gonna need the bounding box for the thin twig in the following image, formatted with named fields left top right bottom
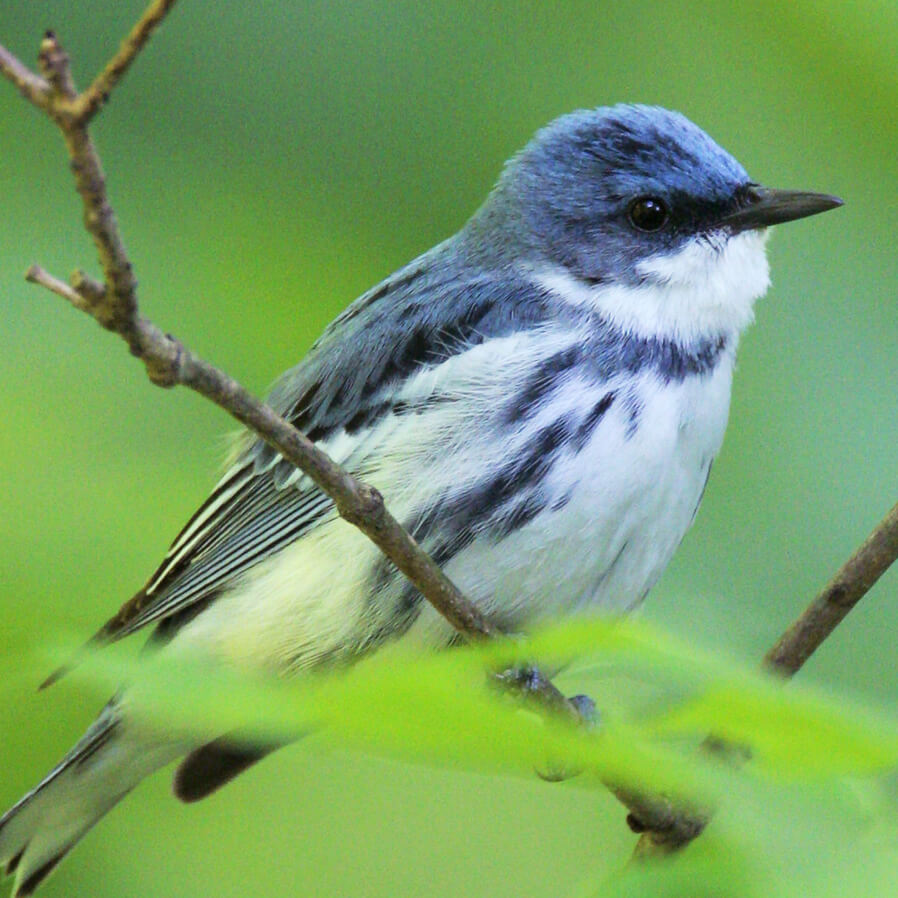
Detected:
left=25, top=265, right=92, bottom=312
left=0, top=43, right=50, bottom=106
left=40, top=33, right=139, bottom=338
left=75, top=0, right=180, bottom=123
left=70, top=269, right=107, bottom=303
left=37, top=31, right=77, bottom=101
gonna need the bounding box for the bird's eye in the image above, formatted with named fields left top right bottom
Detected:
left=628, top=197, right=669, bottom=232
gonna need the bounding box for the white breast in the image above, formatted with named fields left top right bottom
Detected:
left=406, top=353, right=737, bottom=644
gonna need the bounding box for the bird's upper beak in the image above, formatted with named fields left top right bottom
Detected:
left=720, top=186, right=843, bottom=233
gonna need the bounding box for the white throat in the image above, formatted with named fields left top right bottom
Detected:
left=534, top=229, right=771, bottom=344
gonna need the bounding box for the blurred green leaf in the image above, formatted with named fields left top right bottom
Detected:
left=655, top=678, right=898, bottom=776
left=61, top=613, right=898, bottom=898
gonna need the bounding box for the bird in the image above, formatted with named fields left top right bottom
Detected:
left=0, top=104, right=841, bottom=896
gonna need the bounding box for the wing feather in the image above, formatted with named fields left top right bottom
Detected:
left=101, top=473, right=336, bottom=641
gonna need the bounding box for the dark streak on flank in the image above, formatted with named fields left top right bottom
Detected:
left=496, top=493, right=547, bottom=536
left=361, top=420, right=572, bottom=623
left=502, top=347, right=579, bottom=423
left=623, top=390, right=643, bottom=439
left=361, top=385, right=623, bottom=639
left=576, top=391, right=615, bottom=447
left=410, top=417, right=572, bottom=559
left=486, top=418, right=571, bottom=509
left=551, top=492, right=572, bottom=512
left=368, top=388, right=621, bottom=614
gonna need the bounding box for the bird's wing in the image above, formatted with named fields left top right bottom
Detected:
left=93, top=457, right=337, bottom=643
left=41, top=254, right=556, bottom=683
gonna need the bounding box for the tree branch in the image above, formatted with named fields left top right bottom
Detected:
left=629, top=499, right=898, bottom=855
left=37, top=30, right=77, bottom=101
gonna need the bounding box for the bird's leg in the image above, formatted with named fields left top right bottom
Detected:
left=492, top=664, right=600, bottom=782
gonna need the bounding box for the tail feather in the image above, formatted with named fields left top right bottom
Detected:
left=0, top=708, right=183, bottom=897
left=173, top=738, right=278, bottom=803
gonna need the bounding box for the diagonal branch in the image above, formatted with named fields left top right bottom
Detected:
left=765, top=500, right=898, bottom=676
left=74, top=0, right=180, bottom=123
left=0, top=43, right=49, bottom=105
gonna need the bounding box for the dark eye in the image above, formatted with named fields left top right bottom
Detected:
left=628, top=197, right=669, bottom=232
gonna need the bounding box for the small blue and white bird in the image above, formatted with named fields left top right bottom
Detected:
left=0, top=104, right=841, bottom=895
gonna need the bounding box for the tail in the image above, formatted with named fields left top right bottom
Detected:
left=0, top=704, right=184, bottom=897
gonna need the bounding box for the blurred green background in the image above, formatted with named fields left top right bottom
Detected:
left=1, top=0, right=896, bottom=895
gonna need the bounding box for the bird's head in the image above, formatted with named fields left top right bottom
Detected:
left=471, top=105, right=842, bottom=342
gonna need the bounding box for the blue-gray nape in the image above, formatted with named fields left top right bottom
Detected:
left=464, top=104, right=752, bottom=285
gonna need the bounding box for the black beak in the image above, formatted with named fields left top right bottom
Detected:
left=720, top=186, right=843, bottom=233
